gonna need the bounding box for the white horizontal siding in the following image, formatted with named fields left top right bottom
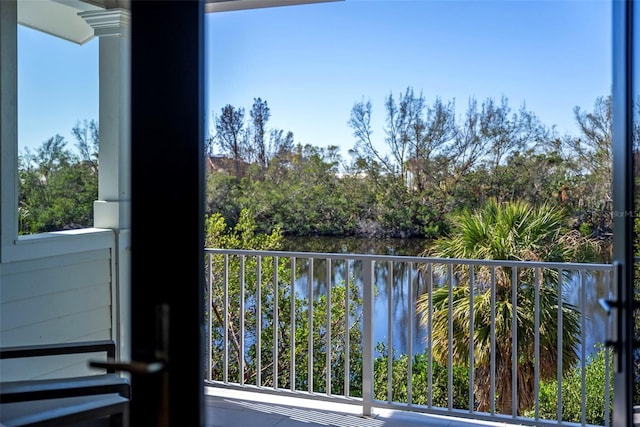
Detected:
left=0, top=306, right=112, bottom=346
left=1, top=351, right=111, bottom=381
left=1, top=249, right=111, bottom=303
left=0, top=248, right=114, bottom=381
left=3, top=228, right=115, bottom=264
left=1, top=283, right=110, bottom=330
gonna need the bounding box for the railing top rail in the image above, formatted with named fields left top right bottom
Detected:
left=204, top=248, right=613, bottom=271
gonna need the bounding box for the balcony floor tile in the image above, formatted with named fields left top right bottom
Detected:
left=205, top=386, right=509, bottom=427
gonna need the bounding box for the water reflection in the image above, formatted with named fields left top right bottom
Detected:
left=289, top=252, right=611, bottom=361
left=281, top=235, right=428, bottom=256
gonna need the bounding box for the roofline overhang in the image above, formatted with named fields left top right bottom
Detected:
left=18, top=0, right=344, bottom=45
left=205, top=0, right=343, bottom=13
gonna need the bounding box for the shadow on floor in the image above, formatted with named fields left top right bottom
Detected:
left=204, top=387, right=510, bottom=427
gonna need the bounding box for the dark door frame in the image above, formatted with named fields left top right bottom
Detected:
left=612, top=1, right=636, bottom=427
left=130, top=1, right=205, bottom=426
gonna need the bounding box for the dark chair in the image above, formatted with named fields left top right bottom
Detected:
left=1, top=393, right=129, bottom=427
left=0, top=340, right=131, bottom=426
left=0, top=340, right=131, bottom=403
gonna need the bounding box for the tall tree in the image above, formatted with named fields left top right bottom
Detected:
left=71, top=119, right=99, bottom=174
left=269, top=129, right=294, bottom=163
left=348, top=98, right=395, bottom=176
left=249, top=97, right=271, bottom=171
left=383, top=89, right=412, bottom=181
left=406, top=96, right=456, bottom=192
left=565, top=95, right=613, bottom=233
left=215, top=104, right=247, bottom=178
left=348, top=90, right=547, bottom=198
left=479, top=96, right=547, bottom=170
left=18, top=134, right=97, bottom=233
left=348, top=88, right=457, bottom=195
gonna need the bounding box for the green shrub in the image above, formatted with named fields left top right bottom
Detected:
left=528, top=345, right=613, bottom=425
left=374, top=344, right=470, bottom=409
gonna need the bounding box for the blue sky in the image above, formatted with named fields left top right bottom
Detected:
left=18, top=0, right=612, bottom=159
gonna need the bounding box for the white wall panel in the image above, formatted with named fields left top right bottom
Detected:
left=1, top=283, right=110, bottom=330
left=1, top=249, right=111, bottom=302
left=0, top=247, right=115, bottom=381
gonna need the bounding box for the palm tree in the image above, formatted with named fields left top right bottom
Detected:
left=416, top=200, right=600, bottom=415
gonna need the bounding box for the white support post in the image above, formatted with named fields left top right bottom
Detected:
left=79, top=8, right=131, bottom=365
left=79, top=9, right=131, bottom=230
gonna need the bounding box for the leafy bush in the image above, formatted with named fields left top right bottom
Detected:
left=528, top=345, right=613, bottom=425
left=374, top=344, right=470, bottom=409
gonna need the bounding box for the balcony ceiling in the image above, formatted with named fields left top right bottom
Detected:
left=17, top=0, right=342, bottom=44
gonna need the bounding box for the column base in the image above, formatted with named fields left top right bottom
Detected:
left=94, top=200, right=130, bottom=229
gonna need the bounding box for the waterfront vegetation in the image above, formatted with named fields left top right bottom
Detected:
left=17, top=91, right=629, bottom=422
left=205, top=91, right=613, bottom=253
left=206, top=210, right=613, bottom=424
left=19, top=92, right=614, bottom=248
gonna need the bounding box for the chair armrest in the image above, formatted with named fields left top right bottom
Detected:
left=1, top=374, right=131, bottom=402
left=0, top=340, right=115, bottom=360
left=0, top=340, right=117, bottom=373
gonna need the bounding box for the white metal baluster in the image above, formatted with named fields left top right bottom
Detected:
left=407, top=262, right=414, bottom=407
left=223, top=254, right=229, bottom=384
left=512, top=266, right=518, bottom=417
left=257, top=256, right=262, bottom=387
left=490, top=265, right=496, bottom=415
left=362, top=259, right=374, bottom=417
left=448, top=263, right=453, bottom=411
left=581, top=270, right=587, bottom=426
left=428, top=263, right=433, bottom=408
left=345, top=259, right=351, bottom=398
left=534, top=268, right=540, bottom=420
left=273, top=256, right=279, bottom=390
left=240, top=255, right=245, bottom=386
left=557, top=268, right=564, bottom=423
left=605, top=344, right=612, bottom=427
left=604, top=270, right=612, bottom=427
left=207, top=253, right=212, bottom=381
left=387, top=260, right=393, bottom=403
left=291, top=257, right=296, bottom=392
left=308, top=258, right=314, bottom=393
left=469, top=265, right=475, bottom=412
left=326, top=258, right=332, bottom=396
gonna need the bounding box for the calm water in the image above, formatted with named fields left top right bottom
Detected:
left=280, top=235, right=429, bottom=256
left=280, top=235, right=610, bottom=360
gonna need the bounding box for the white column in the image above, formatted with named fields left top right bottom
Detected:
left=79, top=9, right=131, bottom=230
left=79, top=9, right=131, bottom=365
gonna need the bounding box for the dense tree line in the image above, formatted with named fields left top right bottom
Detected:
left=18, top=120, right=98, bottom=234
left=207, top=91, right=614, bottom=256
left=18, top=91, right=614, bottom=248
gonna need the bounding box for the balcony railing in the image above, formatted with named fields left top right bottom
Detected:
left=204, top=249, right=614, bottom=427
